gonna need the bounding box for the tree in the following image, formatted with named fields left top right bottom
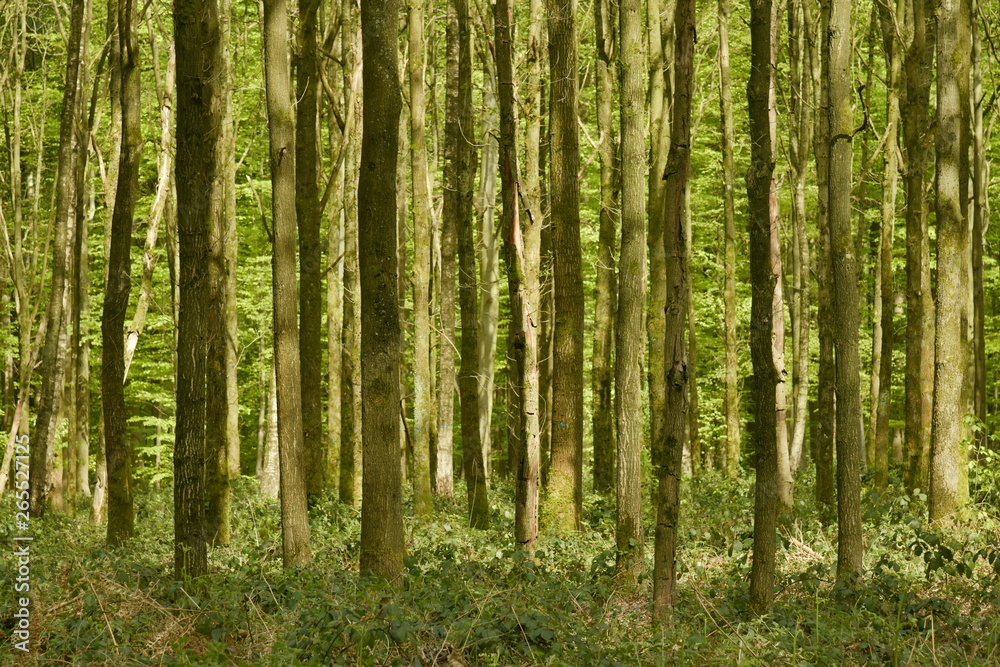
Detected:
left=592, top=0, right=617, bottom=495
left=173, top=0, right=220, bottom=578
left=262, top=0, right=311, bottom=566
left=408, top=0, right=434, bottom=516
left=614, top=0, right=644, bottom=580
left=828, top=0, right=864, bottom=576
left=746, top=0, right=780, bottom=615
left=495, top=0, right=540, bottom=551
left=652, top=0, right=692, bottom=624
left=358, top=0, right=405, bottom=584
left=29, top=0, right=87, bottom=516
left=930, top=0, right=971, bottom=523
left=545, top=0, right=584, bottom=534
left=103, top=0, right=140, bottom=545
left=296, top=0, right=324, bottom=500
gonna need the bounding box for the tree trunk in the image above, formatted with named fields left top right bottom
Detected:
left=652, top=0, right=692, bottom=624
left=438, top=0, right=460, bottom=499
left=409, top=0, right=435, bottom=516
left=296, top=0, right=324, bottom=501
left=495, top=0, right=540, bottom=550
left=455, top=0, right=487, bottom=528
left=544, top=0, right=584, bottom=534
left=614, top=0, right=644, bottom=581
left=592, top=0, right=617, bottom=495
left=970, top=0, right=986, bottom=433
left=718, top=0, right=740, bottom=476
left=260, top=359, right=280, bottom=499
left=746, top=0, right=780, bottom=616
left=173, top=0, right=220, bottom=578
left=29, top=0, right=88, bottom=516
left=930, top=0, right=971, bottom=523
left=358, top=0, right=405, bottom=584
left=829, top=0, right=864, bottom=577
left=340, top=12, right=363, bottom=507
left=787, top=0, right=811, bottom=478
left=104, top=0, right=140, bottom=545
left=263, top=0, right=311, bottom=566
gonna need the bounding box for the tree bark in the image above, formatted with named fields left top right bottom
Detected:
left=495, top=0, right=540, bottom=550
left=358, top=0, right=405, bottom=584
left=652, top=0, right=692, bottom=624
left=828, top=0, right=864, bottom=576
left=614, top=0, right=644, bottom=581
left=930, top=0, right=971, bottom=523
left=263, top=0, right=312, bottom=567
left=746, top=0, right=780, bottom=616
left=409, top=0, right=435, bottom=516
left=173, top=0, right=219, bottom=579
left=296, top=0, right=324, bottom=501
left=592, top=0, right=617, bottom=495
left=544, top=0, right=584, bottom=534
left=970, top=0, right=986, bottom=433
left=104, top=0, right=140, bottom=545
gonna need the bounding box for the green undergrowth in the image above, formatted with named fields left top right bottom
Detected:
left=1, top=467, right=999, bottom=665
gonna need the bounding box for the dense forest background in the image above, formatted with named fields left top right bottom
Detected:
left=2, top=0, right=1000, bottom=662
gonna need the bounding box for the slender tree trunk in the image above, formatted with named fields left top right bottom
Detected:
left=29, top=0, right=88, bottom=516
left=409, top=0, right=435, bottom=516
left=684, top=189, right=701, bottom=473
left=358, top=0, right=405, bottom=584
left=717, top=0, right=740, bottom=476
left=263, top=0, right=311, bottom=566
left=787, top=0, right=811, bottom=477
left=647, top=0, right=675, bottom=495
left=545, top=0, right=584, bottom=534
left=874, top=0, right=902, bottom=491
left=104, top=0, right=140, bottom=545
left=614, top=0, right=644, bottom=580
left=340, top=13, right=363, bottom=507
left=652, top=0, right=692, bottom=624
left=297, top=0, right=324, bottom=500
left=971, top=0, right=986, bottom=433
left=829, top=0, right=864, bottom=576
left=747, top=0, right=780, bottom=616
left=260, top=359, right=280, bottom=499
left=438, top=0, right=460, bottom=499
left=930, top=0, right=971, bottom=523
left=495, top=0, right=540, bottom=550
left=456, top=0, right=487, bottom=528
left=592, top=0, right=617, bottom=495
left=173, top=0, right=220, bottom=579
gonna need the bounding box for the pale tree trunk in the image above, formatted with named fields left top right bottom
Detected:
left=592, top=0, right=617, bottom=495
left=104, top=0, right=140, bottom=545
left=829, top=0, right=864, bottom=577
left=297, top=0, right=324, bottom=501
left=30, top=0, right=88, bottom=516
left=747, top=0, right=780, bottom=616
left=476, top=51, right=500, bottom=485
left=359, top=0, right=405, bottom=584
left=260, top=359, right=280, bottom=499
left=718, top=0, right=741, bottom=476
left=495, top=0, right=540, bottom=550
left=340, top=12, right=363, bottom=507
left=930, top=0, right=971, bottom=524
left=614, top=0, right=644, bottom=581
left=263, top=0, right=311, bottom=566
left=787, top=0, right=811, bottom=477
left=409, top=0, right=435, bottom=516
left=652, top=0, right=691, bottom=624
left=545, top=0, right=584, bottom=534
left=874, top=0, right=902, bottom=491
left=326, top=98, right=345, bottom=500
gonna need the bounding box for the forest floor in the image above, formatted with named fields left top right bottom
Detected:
left=2, top=465, right=1000, bottom=665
